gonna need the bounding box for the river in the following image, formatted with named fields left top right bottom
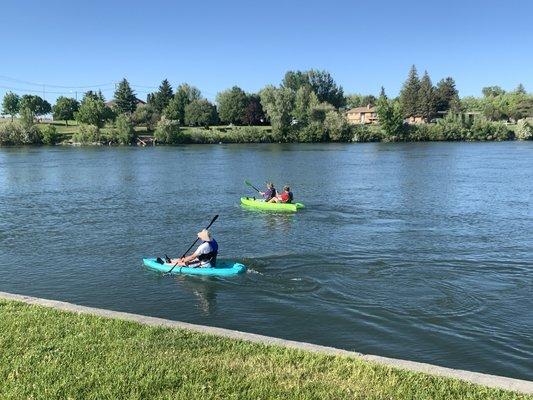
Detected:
left=0, top=142, right=531, bottom=380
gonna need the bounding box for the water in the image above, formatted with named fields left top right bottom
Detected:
left=0, top=142, right=532, bottom=380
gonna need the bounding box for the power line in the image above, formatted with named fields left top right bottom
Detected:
left=0, top=74, right=116, bottom=89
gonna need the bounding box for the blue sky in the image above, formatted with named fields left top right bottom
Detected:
left=1, top=0, right=532, bottom=104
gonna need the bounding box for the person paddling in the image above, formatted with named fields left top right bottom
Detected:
left=169, top=229, right=218, bottom=268
left=259, top=182, right=277, bottom=201
left=268, top=185, right=293, bottom=203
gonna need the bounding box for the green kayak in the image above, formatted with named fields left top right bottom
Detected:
left=240, top=197, right=305, bottom=212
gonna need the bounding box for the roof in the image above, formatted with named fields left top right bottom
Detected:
left=105, top=98, right=146, bottom=107
left=347, top=106, right=376, bottom=113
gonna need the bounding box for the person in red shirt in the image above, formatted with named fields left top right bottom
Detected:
left=268, top=186, right=293, bottom=203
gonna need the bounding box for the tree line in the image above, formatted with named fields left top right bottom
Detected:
left=1, top=67, right=532, bottom=145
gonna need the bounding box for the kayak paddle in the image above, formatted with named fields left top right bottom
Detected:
left=244, top=179, right=261, bottom=194
left=165, top=215, right=219, bottom=275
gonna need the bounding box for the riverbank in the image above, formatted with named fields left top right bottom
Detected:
left=1, top=293, right=531, bottom=399
left=1, top=118, right=532, bottom=146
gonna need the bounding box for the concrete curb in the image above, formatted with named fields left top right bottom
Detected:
left=1, top=291, right=531, bottom=395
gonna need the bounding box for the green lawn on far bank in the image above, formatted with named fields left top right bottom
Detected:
left=0, top=300, right=528, bottom=400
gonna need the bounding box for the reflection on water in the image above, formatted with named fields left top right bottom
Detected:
left=0, top=142, right=532, bottom=380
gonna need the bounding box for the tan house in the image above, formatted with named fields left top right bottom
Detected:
left=346, top=105, right=378, bottom=125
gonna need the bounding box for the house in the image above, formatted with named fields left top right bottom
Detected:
left=346, top=105, right=378, bottom=125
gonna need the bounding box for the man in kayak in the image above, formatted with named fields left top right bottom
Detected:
left=268, top=185, right=293, bottom=203
left=259, top=182, right=277, bottom=201
left=169, top=229, right=218, bottom=268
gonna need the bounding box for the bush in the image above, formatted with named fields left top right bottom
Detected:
left=154, top=119, right=185, bottom=144
left=297, top=122, right=326, bottom=142
left=40, top=124, right=60, bottom=145
left=351, top=125, right=383, bottom=142
left=0, top=121, right=41, bottom=145
left=515, top=119, right=532, bottom=140
left=470, top=118, right=512, bottom=141
left=72, top=124, right=100, bottom=144
left=324, top=111, right=351, bottom=142
left=114, top=114, right=136, bottom=145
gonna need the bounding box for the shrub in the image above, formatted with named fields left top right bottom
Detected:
left=0, top=121, right=41, bottom=145
left=515, top=119, right=533, bottom=140
left=114, top=114, right=136, bottom=145
left=154, top=119, right=184, bottom=144
left=351, top=125, right=383, bottom=142
left=324, top=111, right=351, bottom=142
left=72, top=124, right=100, bottom=144
left=40, top=124, right=60, bottom=145
left=297, top=122, right=326, bottom=142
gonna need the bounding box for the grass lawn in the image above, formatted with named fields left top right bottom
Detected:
left=0, top=300, right=528, bottom=399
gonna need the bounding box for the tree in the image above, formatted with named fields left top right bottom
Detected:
left=514, top=83, right=526, bottom=94
left=377, top=91, right=404, bottom=138
left=259, top=86, right=295, bottom=140
left=114, top=114, right=136, bottom=145
left=418, top=71, right=436, bottom=122
left=184, top=99, right=218, bottom=127
left=75, top=93, right=112, bottom=128
left=132, top=103, right=159, bottom=130
left=435, top=77, right=460, bottom=112
left=324, top=111, right=351, bottom=142
left=399, top=65, right=420, bottom=118
left=307, top=69, right=345, bottom=108
left=53, top=97, right=79, bottom=125
left=216, top=86, right=248, bottom=124
left=345, top=93, right=377, bottom=109
left=149, top=79, right=173, bottom=113
left=164, top=83, right=201, bottom=123
left=282, top=71, right=310, bottom=92
left=293, top=86, right=319, bottom=125
left=113, top=78, right=137, bottom=114
left=482, top=86, right=505, bottom=98
left=19, top=95, right=51, bottom=118
left=243, top=94, right=266, bottom=125
left=2, top=92, right=20, bottom=121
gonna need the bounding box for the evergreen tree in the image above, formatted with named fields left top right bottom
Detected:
left=399, top=65, right=420, bottom=118
left=379, top=86, right=387, bottom=100
left=514, top=83, right=526, bottom=94
left=435, top=77, right=460, bottom=112
left=418, top=71, right=436, bottom=122
left=113, top=79, right=137, bottom=114
left=150, top=79, right=173, bottom=113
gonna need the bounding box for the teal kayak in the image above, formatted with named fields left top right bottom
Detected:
left=143, top=258, right=246, bottom=276
left=241, top=197, right=305, bottom=212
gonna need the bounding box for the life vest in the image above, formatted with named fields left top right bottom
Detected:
left=197, top=240, right=218, bottom=263
left=281, top=191, right=293, bottom=203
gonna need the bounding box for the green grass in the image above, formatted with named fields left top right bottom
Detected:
left=0, top=300, right=528, bottom=399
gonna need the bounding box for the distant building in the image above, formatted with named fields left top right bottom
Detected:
left=346, top=105, right=378, bottom=125
left=405, top=115, right=425, bottom=124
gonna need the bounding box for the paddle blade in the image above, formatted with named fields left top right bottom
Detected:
left=244, top=180, right=252, bottom=186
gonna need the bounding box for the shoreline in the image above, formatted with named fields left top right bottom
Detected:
left=1, top=290, right=531, bottom=395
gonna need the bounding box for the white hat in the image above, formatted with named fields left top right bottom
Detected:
left=197, top=229, right=212, bottom=241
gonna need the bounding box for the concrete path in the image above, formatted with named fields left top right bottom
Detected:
left=1, top=291, right=531, bottom=394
